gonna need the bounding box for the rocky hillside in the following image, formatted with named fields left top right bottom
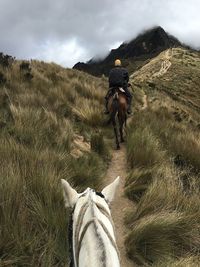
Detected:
left=73, top=26, right=185, bottom=76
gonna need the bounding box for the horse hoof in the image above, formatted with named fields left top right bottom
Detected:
left=116, top=146, right=120, bottom=150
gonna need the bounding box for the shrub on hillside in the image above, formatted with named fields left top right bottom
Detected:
left=0, top=52, right=14, bottom=68
left=0, top=71, right=6, bottom=85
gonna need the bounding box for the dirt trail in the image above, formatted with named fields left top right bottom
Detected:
left=104, top=145, right=135, bottom=267
left=130, top=48, right=173, bottom=82
left=152, top=49, right=173, bottom=78
left=104, top=93, right=148, bottom=266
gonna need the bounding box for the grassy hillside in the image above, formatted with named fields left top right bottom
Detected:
left=125, top=48, right=200, bottom=266
left=1, top=47, right=200, bottom=267
left=0, top=59, right=111, bottom=266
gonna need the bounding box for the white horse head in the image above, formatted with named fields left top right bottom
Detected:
left=61, top=177, right=120, bottom=267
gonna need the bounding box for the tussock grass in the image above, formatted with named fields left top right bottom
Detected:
left=125, top=167, right=154, bottom=202
left=168, top=130, right=200, bottom=172
left=73, top=79, right=105, bottom=103
left=127, top=165, right=199, bottom=222
left=91, top=131, right=110, bottom=160
left=125, top=105, right=200, bottom=265
left=72, top=98, right=104, bottom=127
left=0, top=59, right=110, bottom=265
left=125, top=164, right=200, bottom=265
left=153, top=256, right=200, bottom=267
left=9, top=104, right=73, bottom=151
left=126, top=212, right=199, bottom=265
left=70, top=152, right=106, bottom=190
left=0, top=138, right=71, bottom=265
left=127, top=122, right=166, bottom=169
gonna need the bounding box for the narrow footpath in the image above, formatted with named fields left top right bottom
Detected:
left=104, top=91, right=148, bottom=266
left=104, top=145, right=135, bottom=267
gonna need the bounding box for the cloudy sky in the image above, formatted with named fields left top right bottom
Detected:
left=0, top=0, right=199, bottom=67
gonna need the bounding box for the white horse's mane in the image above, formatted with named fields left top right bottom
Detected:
left=61, top=177, right=120, bottom=267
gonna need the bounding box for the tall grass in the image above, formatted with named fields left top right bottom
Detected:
left=126, top=123, right=166, bottom=169
left=91, top=131, right=110, bottom=160
left=0, top=138, right=70, bottom=266
left=125, top=106, right=200, bottom=266
left=125, top=167, right=155, bottom=202
left=152, top=256, right=200, bottom=267
left=72, top=98, right=105, bottom=127
left=0, top=60, right=110, bottom=266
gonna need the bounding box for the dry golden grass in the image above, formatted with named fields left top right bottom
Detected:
left=153, top=256, right=200, bottom=267
left=1, top=47, right=200, bottom=266
left=0, top=59, right=110, bottom=266
left=125, top=92, right=200, bottom=265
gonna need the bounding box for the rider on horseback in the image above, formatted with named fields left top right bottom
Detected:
left=104, top=59, right=132, bottom=114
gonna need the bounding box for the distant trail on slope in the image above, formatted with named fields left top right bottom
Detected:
left=152, top=49, right=173, bottom=78
left=130, top=48, right=173, bottom=82
left=141, top=94, right=148, bottom=110
left=104, top=145, right=135, bottom=267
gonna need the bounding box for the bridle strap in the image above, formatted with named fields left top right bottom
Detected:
left=98, top=219, right=120, bottom=258
left=76, top=219, right=94, bottom=261
left=76, top=218, right=120, bottom=264
left=95, top=203, right=111, bottom=220
left=74, top=202, right=89, bottom=256
left=73, top=203, right=120, bottom=266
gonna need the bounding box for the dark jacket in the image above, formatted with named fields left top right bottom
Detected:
left=109, top=66, right=129, bottom=88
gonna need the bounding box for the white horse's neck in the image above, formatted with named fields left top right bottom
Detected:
left=72, top=189, right=120, bottom=267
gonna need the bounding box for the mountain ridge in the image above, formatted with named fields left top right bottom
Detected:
left=73, top=26, right=191, bottom=76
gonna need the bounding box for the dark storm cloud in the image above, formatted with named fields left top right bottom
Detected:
left=0, top=0, right=199, bottom=66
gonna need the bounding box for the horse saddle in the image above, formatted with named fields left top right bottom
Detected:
left=112, top=87, right=127, bottom=100
left=118, top=87, right=125, bottom=93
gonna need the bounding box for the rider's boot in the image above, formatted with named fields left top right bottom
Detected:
left=127, top=97, right=132, bottom=114
left=104, top=98, right=109, bottom=114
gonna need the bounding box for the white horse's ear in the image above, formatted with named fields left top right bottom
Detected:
left=102, top=176, right=120, bottom=204
left=61, top=179, right=79, bottom=208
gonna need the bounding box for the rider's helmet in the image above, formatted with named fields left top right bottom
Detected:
left=114, top=59, right=122, bottom=66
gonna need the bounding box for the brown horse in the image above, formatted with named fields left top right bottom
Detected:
left=108, top=88, right=128, bottom=149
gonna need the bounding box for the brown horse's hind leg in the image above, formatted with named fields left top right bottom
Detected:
left=118, top=113, right=125, bottom=143
left=113, top=122, right=120, bottom=149
left=120, top=126, right=124, bottom=143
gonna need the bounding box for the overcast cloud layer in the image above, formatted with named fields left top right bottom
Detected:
left=0, top=0, right=199, bottom=67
